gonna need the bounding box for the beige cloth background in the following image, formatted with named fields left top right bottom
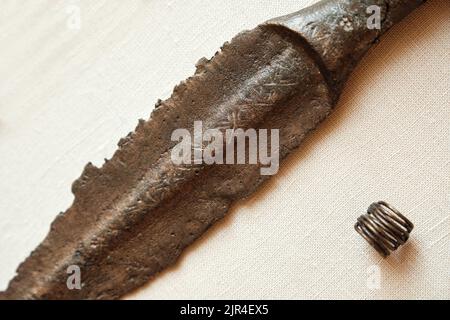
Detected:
left=0, top=0, right=448, bottom=299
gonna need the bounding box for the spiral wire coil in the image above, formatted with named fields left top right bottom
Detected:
left=355, top=201, right=414, bottom=257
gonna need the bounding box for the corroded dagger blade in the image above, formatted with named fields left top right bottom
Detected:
left=1, top=0, right=426, bottom=299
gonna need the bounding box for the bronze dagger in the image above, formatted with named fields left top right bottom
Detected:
left=1, top=0, right=427, bottom=299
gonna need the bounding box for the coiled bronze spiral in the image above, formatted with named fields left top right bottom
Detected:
left=355, top=201, right=414, bottom=257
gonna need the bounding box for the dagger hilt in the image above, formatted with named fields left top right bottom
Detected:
left=266, top=0, right=427, bottom=93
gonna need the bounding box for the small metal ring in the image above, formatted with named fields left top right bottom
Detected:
left=355, top=201, right=414, bottom=257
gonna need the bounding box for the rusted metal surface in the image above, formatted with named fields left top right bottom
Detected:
left=1, top=0, right=425, bottom=299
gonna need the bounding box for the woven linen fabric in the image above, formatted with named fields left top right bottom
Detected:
left=0, top=0, right=448, bottom=300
